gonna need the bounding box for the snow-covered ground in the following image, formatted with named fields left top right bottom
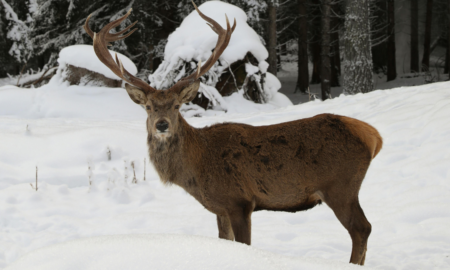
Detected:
left=1, top=72, right=450, bottom=269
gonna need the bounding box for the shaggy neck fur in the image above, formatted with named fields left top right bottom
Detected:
left=147, top=115, right=198, bottom=187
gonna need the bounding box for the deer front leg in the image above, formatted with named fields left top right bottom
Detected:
left=217, top=215, right=234, bottom=240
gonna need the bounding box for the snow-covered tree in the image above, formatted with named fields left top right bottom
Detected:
left=343, top=0, right=373, bottom=94
left=128, top=0, right=165, bottom=73
left=0, top=0, right=34, bottom=76
left=29, top=0, right=133, bottom=67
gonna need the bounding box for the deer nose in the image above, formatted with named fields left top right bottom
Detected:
left=156, top=120, right=169, bottom=132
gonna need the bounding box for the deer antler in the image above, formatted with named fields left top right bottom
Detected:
left=84, top=9, right=156, bottom=93
left=170, top=1, right=237, bottom=93
left=84, top=2, right=236, bottom=94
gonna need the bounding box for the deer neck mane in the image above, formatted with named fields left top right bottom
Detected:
left=147, top=115, right=200, bottom=186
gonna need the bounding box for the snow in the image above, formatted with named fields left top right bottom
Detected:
left=258, top=60, right=269, bottom=73
left=245, top=63, right=260, bottom=76
left=1, top=76, right=450, bottom=269
left=1, top=0, right=20, bottom=22
left=57, top=45, right=138, bottom=81
left=264, top=72, right=281, bottom=99
left=164, top=1, right=268, bottom=66
left=5, top=234, right=366, bottom=270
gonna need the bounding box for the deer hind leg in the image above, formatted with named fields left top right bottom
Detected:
left=227, top=200, right=255, bottom=245
left=217, top=214, right=234, bottom=241
left=322, top=192, right=371, bottom=265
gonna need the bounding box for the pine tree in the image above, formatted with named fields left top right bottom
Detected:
left=0, top=0, right=34, bottom=75
left=343, top=0, right=373, bottom=94
left=29, top=0, right=133, bottom=67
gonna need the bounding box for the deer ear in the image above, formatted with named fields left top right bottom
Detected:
left=178, top=80, right=200, bottom=104
left=125, top=83, right=148, bottom=105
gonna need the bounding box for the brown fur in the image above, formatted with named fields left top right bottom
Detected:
left=138, top=92, right=382, bottom=266
left=340, top=117, right=383, bottom=158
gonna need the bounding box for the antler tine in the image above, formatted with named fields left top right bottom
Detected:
left=114, top=53, right=153, bottom=91
left=84, top=14, right=95, bottom=39
left=171, top=1, right=236, bottom=93
left=84, top=9, right=156, bottom=93
left=109, top=27, right=138, bottom=42
left=104, top=9, right=132, bottom=34
left=110, top=20, right=138, bottom=38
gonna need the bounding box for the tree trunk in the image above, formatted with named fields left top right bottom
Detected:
left=310, top=0, right=321, bottom=84
left=446, top=0, right=450, bottom=76
left=295, top=0, right=309, bottom=93
left=148, top=43, right=155, bottom=73
left=321, top=0, right=331, bottom=100
left=330, top=30, right=340, bottom=86
left=343, top=0, right=373, bottom=94
left=387, top=0, right=397, bottom=81
left=422, top=0, right=433, bottom=72
left=445, top=49, right=449, bottom=74
left=333, top=31, right=341, bottom=75
left=268, top=1, right=278, bottom=75
left=411, top=0, right=419, bottom=73
left=371, top=0, right=387, bottom=73
left=330, top=3, right=341, bottom=87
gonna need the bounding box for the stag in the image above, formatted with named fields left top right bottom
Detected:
left=84, top=3, right=382, bottom=265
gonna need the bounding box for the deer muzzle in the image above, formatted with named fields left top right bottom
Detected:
left=156, top=120, right=169, bottom=133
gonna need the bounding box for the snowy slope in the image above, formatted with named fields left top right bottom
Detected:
left=0, top=79, right=450, bottom=269
left=5, top=235, right=368, bottom=270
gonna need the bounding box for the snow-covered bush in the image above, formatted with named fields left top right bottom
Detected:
left=149, top=1, right=291, bottom=115
left=56, top=45, right=137, bottom=87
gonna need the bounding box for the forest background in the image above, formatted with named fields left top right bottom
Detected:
left=1, top=0, right=449, bottom=101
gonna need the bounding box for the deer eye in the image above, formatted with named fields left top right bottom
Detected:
left=146, top=105, right=151, bottom=110
left=174, top=105, right=180, bottom=110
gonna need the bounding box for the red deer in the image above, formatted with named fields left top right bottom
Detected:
left=84, top=3, right=382, bottom=266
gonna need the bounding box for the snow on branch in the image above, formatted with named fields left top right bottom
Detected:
left=1, top=0, right=33, bottom=62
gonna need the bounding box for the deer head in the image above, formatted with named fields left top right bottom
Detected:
left=84, top=2, right=236, bottom=140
